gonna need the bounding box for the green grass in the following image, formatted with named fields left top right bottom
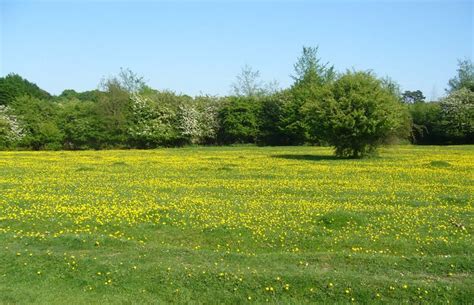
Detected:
left=0, top=145, right=473, bottom=304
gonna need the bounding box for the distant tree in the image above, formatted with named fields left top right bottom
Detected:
left=292, top=46, right=335, bottom=87
left=231, top=65, right=278, bottom=97
left=402, top=90, right=426, bottom=104
left=97, top=69, right=144, bottom=146
left=447, top=59, right=474, bottom=93
left=304, top=71, right=409, bottom=158
left=0, top=73, right=51, bottom=105
left=58, top=89, right=79, bottom=100
left=117, top=68, right=147, bottom=94
left=58, top=89, right=101, bottom=102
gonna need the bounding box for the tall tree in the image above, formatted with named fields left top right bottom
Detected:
left=97, top=78, right=132, bottom=146
left=402, top=90, right=426, bottom=104
left=447, top=59, right=474, bottom=93
left=286, top=46, right=336, bottom=145
left=291, top=46, right=335, bottom=87
left=231, top=65, right=278, bottom=98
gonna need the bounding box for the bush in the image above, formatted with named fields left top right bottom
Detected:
left=304, top=71, right=410, bottom=158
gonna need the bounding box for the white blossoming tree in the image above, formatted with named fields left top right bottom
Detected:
left=176, top=96, right=220, bottom=144
left=440, top=88, right=474, bottom=140
left=0, top=105, right=24, bottom=148
left=127, top=93, right=180, bottom=147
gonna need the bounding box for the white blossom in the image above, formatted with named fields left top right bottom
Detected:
left=0, top=105, right=25, bottom=144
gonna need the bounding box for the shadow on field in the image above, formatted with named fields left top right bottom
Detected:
left=272, top=154, right=344, bottom=161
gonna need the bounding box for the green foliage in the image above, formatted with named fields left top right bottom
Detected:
left=292, top=46, right=335, bottom=87
left=58, top=89, right=102, bottom=102
left=402, top=90, right=426, bottom=104
left=10, top=96, right=63, bottom=150
left=57, top=100, right=104, bottom=149
left=1, top=57, right=471, bottom=151
left=0, top=73, right=51, bottom=105
left=408, top=101, right=445, bottom=144
left=278, top=46, right=338, bottom=146
left=256, top=95, right=287, bottom=145
left=217, top=97, right=258, bottom=144
left=97, top=79, right=132, bottom=147
left=304, top=71, right=409, bottom=158
left=447, top=59, right=474, bottom=93
left=439, top=88, right=474, bottom=143
left=278, top=89, right=310, bottom=145
left=128, top=92, right=182, bottom=148
left=409, top=89, right=473, bottom=144
left=380, top=76, right=402, bottom=100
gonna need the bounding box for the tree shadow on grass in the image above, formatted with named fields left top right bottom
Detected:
left=272, top=154, right=349, bottom=161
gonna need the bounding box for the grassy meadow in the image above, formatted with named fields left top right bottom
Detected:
left=0, top=145, right=472, bottom=304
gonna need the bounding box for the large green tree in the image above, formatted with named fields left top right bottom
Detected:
left=285, top=46, right=336, bottom=145
left=402, top=90, right=426, bottom=104
left=447, top=59, right=474, bottom=93
left=97, top=79, right=131, bottom=146
left=291, top=46, right=335, bottom=87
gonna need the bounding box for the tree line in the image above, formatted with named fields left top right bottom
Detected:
left=0, top=47, right=472, bottom=157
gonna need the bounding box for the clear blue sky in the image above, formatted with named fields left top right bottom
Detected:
left=1, top=0, right=472, bottom=99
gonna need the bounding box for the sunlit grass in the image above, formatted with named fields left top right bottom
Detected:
left=0, top=145, right=472, bottom=304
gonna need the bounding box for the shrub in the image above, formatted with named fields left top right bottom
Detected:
left=304, top=71, right=409, bottom=158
